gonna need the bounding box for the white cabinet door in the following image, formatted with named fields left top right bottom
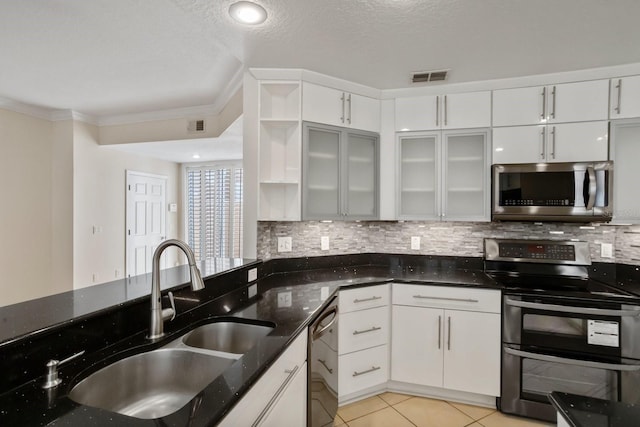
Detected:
left=302, top=82, right=380, bottom=132
left=443, top=310, right=501, bottom=397
left=303, top=82, right=345, bottom=128
left=396, top=92, right=490, bottom=131
left=493, top=80, right=609, bottom=126
left=550, top=80, right=609, bottom=123
left=350, top=93, right=381, bottom=132
left=391, top=305, right=443, bottom=387
left=492, top=126, right=545, bottom=163
left=549, top=122, right=609, bottom=163
left=395, top=95, right=439, bottom=131
left=493, top=86, right=545, bottom=126
left=258, top=361, right=307, bottom=427
left=442, top=92, right=491, bottom=130
left=611, top=75, right=640, bottom=119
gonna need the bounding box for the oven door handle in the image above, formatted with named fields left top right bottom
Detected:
left=505, top=297, right=640, bottom=317
left=504, top=346, right=640, bottom=371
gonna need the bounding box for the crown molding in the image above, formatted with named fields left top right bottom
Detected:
left=0, top=97, right=55, bottom=121
left=50, top=109, right=99, bottom=125
left=98, top=68, right=244, bottom=127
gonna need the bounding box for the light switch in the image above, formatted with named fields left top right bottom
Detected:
left=321, top=236, right=330, bottom=251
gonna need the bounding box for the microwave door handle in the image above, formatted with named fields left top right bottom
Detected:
left=504, top=346, right=640, bottom=371
left=586, top=166, right=597, bottom=210
left=505, top=297, right=640, bottom=317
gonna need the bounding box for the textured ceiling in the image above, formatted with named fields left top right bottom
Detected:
left=2, top=0, right=640, bottom=118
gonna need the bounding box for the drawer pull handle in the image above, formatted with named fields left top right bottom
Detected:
left=353, top=296, right=382, bottom=304
left=353, top=366, right=381, bottom=377
left=353, top=326, right=381, bottom=335
left=318, top=358, right=333, bottom=374
left=412, top=295, right=479, bottom=303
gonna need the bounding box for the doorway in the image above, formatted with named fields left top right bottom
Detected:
left=125, top=170, right=167, bottom=277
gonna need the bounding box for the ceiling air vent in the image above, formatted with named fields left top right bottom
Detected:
left=187, top=119, right=206, bottom=133
left=411, top=69, right=449, bottom=84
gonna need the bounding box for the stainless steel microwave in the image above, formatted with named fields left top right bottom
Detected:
left=492, top=162, right=613, bottom=222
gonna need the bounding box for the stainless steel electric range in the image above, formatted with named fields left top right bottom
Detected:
left=484, top=238, right=640, bottom=423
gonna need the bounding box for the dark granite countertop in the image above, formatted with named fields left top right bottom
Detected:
left=549, top=392, right=640, bottom=427
left=1, top=252, right=638, bottom=426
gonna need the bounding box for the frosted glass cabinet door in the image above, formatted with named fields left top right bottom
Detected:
left=398, top=134, right=438, bottom=218
left=304, top=125, right=341, bottom=218
left=346, top=132, right=378, bottom=217
left=443, top=131, right=489, bottom=220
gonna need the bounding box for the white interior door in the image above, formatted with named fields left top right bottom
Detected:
left=126, top=171, right=167, bottom=278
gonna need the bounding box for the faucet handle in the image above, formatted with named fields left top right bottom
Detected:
left=162, top=291, right=176, bottom=322
left=43, top=350, right=85, bottom=389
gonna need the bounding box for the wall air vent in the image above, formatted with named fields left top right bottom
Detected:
left=411, top=69, right=449, bottom=83
left=187, top=119, right=206, bottom=133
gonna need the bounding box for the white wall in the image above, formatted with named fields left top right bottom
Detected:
left=73, top=120, right=182, bottom=289
left=0, top=109, right=57, bottom=306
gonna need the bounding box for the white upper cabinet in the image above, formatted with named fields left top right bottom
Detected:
left=493, top=80, right=609, bottom=126
left=493, top=122, right=609, bottom=164
left=610, top=75, right=640, bottom=119
left=395, top=91, right=491, bottom=132
left=302, top=82, right=380, bottom=132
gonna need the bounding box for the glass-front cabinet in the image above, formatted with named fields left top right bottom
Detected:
left=303, top=122, right=379, bottom=220
left=397, top=129, right=490, bottom=221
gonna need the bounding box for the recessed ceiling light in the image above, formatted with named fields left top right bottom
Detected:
left=229, top=1, right=267, bottom=25
left=192, top=153, right=201, bottom=159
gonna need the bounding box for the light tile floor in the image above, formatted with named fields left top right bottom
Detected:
left=335, top=393, right=554, bottom=427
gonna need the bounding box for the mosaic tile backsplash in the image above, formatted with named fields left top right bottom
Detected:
left=257, top=221, right=640, bottom=266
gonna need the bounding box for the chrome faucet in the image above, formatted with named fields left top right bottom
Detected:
left=149, top=239, right=205, bottom=340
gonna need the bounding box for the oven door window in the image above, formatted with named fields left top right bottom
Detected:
left=521, top=356, right=618, bottom=403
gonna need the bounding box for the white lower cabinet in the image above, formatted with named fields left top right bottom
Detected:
left=217, top=332, right=307, bottom=427
left=338, top=285, right=390, bottom=402
left=390, top=284, right=501, bottom=397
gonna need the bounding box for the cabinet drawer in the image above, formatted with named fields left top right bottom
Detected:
left=392, top=284, right=501, bottom=313
left=339, top=306, right=389, bottom=355
left=218, top=332, right=307, bottom=426
left=339, top=345, right=388, bottom=397
left=339, top=284, right=389, bottom=313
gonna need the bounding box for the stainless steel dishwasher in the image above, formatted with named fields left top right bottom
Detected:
left=308, top=296, right=339, bottom=427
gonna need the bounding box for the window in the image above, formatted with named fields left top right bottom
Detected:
left=186, top=163, right=243, bottom=260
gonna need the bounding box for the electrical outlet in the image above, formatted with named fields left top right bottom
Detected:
left=277, top=291, right=292, bottom=308
left=411, top=236, right=421, bottom=250
left=92, top=273, right=99, bottom=283
left=277, top=236, right=292, bottom=252
left=601, top=243, right=613, bottom=258
left=115, top=269, right=122, bottom=278
left=321, top=236, right=330, bottom=251
left=248, top=268, right=257, bottom=282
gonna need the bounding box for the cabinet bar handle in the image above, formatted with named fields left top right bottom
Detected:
left=551, top=85, right=556, bottom=119
left=251, top=365, right=299, bottom=427
left=318, top=358, right=333, bottom=374
left=340, top=92, right=345, bottom=123
left=615, top=79, right=622, bottom=114
left=438, top=315, right=442, bottom=350
left=436, top=96, right=440, bottom=127
left=347, top=93, right=352, bottom=124
left=353, top=326, right=381, bottom=335
left=447, top=316, right=451, bottom=351
left=444, top=95, right=448, bottom=126
left=551, top=126, right=556, bottom=159
left=353, top=366, right=381, bottom=377
left=353, top=296, right=382, bottom=303
left=541, top=127, right=546, bottom=159
left=412, top=295, right=479, bottom=303
left=541, top=87, right=547, bottom=120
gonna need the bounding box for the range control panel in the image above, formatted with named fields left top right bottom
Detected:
left=484, top=238, right=591, bottom=265
left=498, top=243, right=575, bottom=261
